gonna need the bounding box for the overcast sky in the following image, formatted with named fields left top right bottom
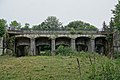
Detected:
left=0, top=0, right=117, bottom=29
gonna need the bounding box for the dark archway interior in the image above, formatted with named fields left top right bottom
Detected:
left=35, top=37, right=51, bottom=55
left=95, top=44, right=104, bottom=54
left=15, top=37, right=30, bottom=57
left=95, top=37, right=107, bottom=54
left=55, top=37, right=71, bottom=49
left=76, top=44, right=88, bottom=52
left=55, top=44, right=69, bottom=49
left=76, top=37, right=90, bottom=52
left=16, top=45, right=29, bottom=57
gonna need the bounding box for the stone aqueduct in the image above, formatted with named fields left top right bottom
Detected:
left=8, top=30, right=109, bottom=56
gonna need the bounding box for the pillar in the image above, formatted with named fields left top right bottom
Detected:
left=87, top=40, right=91, bottom=52
left=30, top=38, right=36, bottom=56
left=51, top=39, right=55, bottom=55
left=90, top=39, right=95, bottom=52
left=71, top=38, right=76, bottom=50
left=13, top=37, right=16, bottom=55
left=0, top=37, right=3, bottom=55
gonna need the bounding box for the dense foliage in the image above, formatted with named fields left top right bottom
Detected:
left=56, top=45, right=77, bottom=56
left=32, top=16, right=62, bottom=30
left=0, top=53, right=120, bottom=80
left=0, top=19, right=6, bottom=37
left=65, top=20, right=98, bottom=31
left=112, top=0, right=120, bottom=31
left=7, top=16, right=98, bottom=31
left=21, top=23, right=30, bottom=30
left=31, top=16, right=97, bottom=31
left=10, top=20, right=21, bottom=29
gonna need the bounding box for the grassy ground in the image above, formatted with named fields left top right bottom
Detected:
left=0, top=53, right=120, bottom=80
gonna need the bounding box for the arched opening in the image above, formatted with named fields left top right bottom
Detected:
left=15, top=37, right=30, bottom=57
left=95, top=37, right=107, bottom=54
left=35, top=37, right=51, bottom=55
left=55, top=37, right=71, bottom=49
left=75, top=37, right=90, bottom=52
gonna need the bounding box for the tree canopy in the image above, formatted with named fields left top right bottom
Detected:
left=102, top=21, right=108, bottom=31
left=32, top=16, right=62, bottom=30
left=6, top=16, right=99, bottom=31
left=10, top=20, right=21, bottom=29
left=112, top=0, right=120, bottom=31
left=21, top=23, right=30, bottom=30
left=0, top=19, right=6, bottom=37
left=65, top=20, right=98, bottom=31
left=42, top=16, right=62, bottom=29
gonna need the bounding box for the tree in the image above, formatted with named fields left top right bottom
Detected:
left=65, top=20, right=98, bottom=31
left=22, top=23, right=30, bottom=30
left=41, top=16, right=62, bottom=30
left=112, top=0, right=120, bottom=31
left=109, top=18, right=114, bottom=32
left=0, top=19, right=6, bottom=37
left=102, top=19, right=114, bottom=58
left=102, top=21, right=108, bottom=31
left=32, top=24, right=41, bottom=30
left=65, top=20, right=84, bottom=29
left=10, top=20, right=21, bottom=29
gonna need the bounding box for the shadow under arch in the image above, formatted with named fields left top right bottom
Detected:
left=75, top=36, right=90, bottom=52
left=35, top=37, right=51, bottom=55
left=55, top=37, right=71, bottom=49
left=95, top=36, right=107, bottom=55
left=15, top=37, right=30, bottom=57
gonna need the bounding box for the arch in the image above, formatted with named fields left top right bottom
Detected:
left=57, top=35, right=72, bottom=38
left=35, top=37, right=51, bottom=46
left=55, top=37, right=71, bottom=49
left=35, top=37, right=51, bottom=55
left=15, top=37, right=30, bottom=57
left=76, top=35, right=91, bottom=39
left=95, top=37, right=107, bottom=54
left=15, top=35, right=31, bottom=39
left=94, top=35, right=106, bottom=38
left=75, top=37, right=90, bottom=52
left=15, top=37, right=30, bottom=46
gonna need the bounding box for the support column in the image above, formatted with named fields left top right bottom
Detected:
left=13, top=37, right=16, bottom=55
left=0, top=37, right=3, bottom=55
left=71, top=38, right=76, bottom=50
left=87, top=40, right=91, bottom=52
left=91, top=39, right=95, bottom=53
left=51, top=39, right=55, bottom=55
left=30, top=38, right=36, bottom=56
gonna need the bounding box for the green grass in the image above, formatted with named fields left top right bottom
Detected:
left=0, top=53, right=120, bottom=80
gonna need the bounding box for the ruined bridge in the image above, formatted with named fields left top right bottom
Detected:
left=8, top=30, right=108, bottom=56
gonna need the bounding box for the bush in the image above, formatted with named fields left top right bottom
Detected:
left=87, top=54, right=120, bottom=80
left=113, top=51, right=120, bottom=59
left=5, top=49, right=13, bottom=56
left=56, top=45, right=77, bottom=56
left=40, top=50, right=51, bottom=56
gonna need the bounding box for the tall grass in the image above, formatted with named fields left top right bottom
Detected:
left=0, top=51, right=120, bottom=80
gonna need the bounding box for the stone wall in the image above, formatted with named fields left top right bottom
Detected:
left=113, top=30, right=120, bottom=52
left=0, top=37, right=3, bottom=55
left=7, top=30, right=109, bottom=56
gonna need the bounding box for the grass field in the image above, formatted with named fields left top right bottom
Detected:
left=0, top=53, right=120, bottom=80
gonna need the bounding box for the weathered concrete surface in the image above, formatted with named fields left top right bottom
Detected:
left=7, top=30, right=111, bottom=56
left=0, top=37, right=3, bottom=55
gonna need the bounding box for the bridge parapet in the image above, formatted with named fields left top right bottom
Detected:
left=14, top=33, right=106, bottom=39
left=8, top=30, right=108, bottom=35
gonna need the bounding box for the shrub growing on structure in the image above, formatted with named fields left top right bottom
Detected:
left=113, top=51, right=120, bottom=59
left=0, top=19, right=6, bottom=37
left=56, top=45, right=77, bottom=56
